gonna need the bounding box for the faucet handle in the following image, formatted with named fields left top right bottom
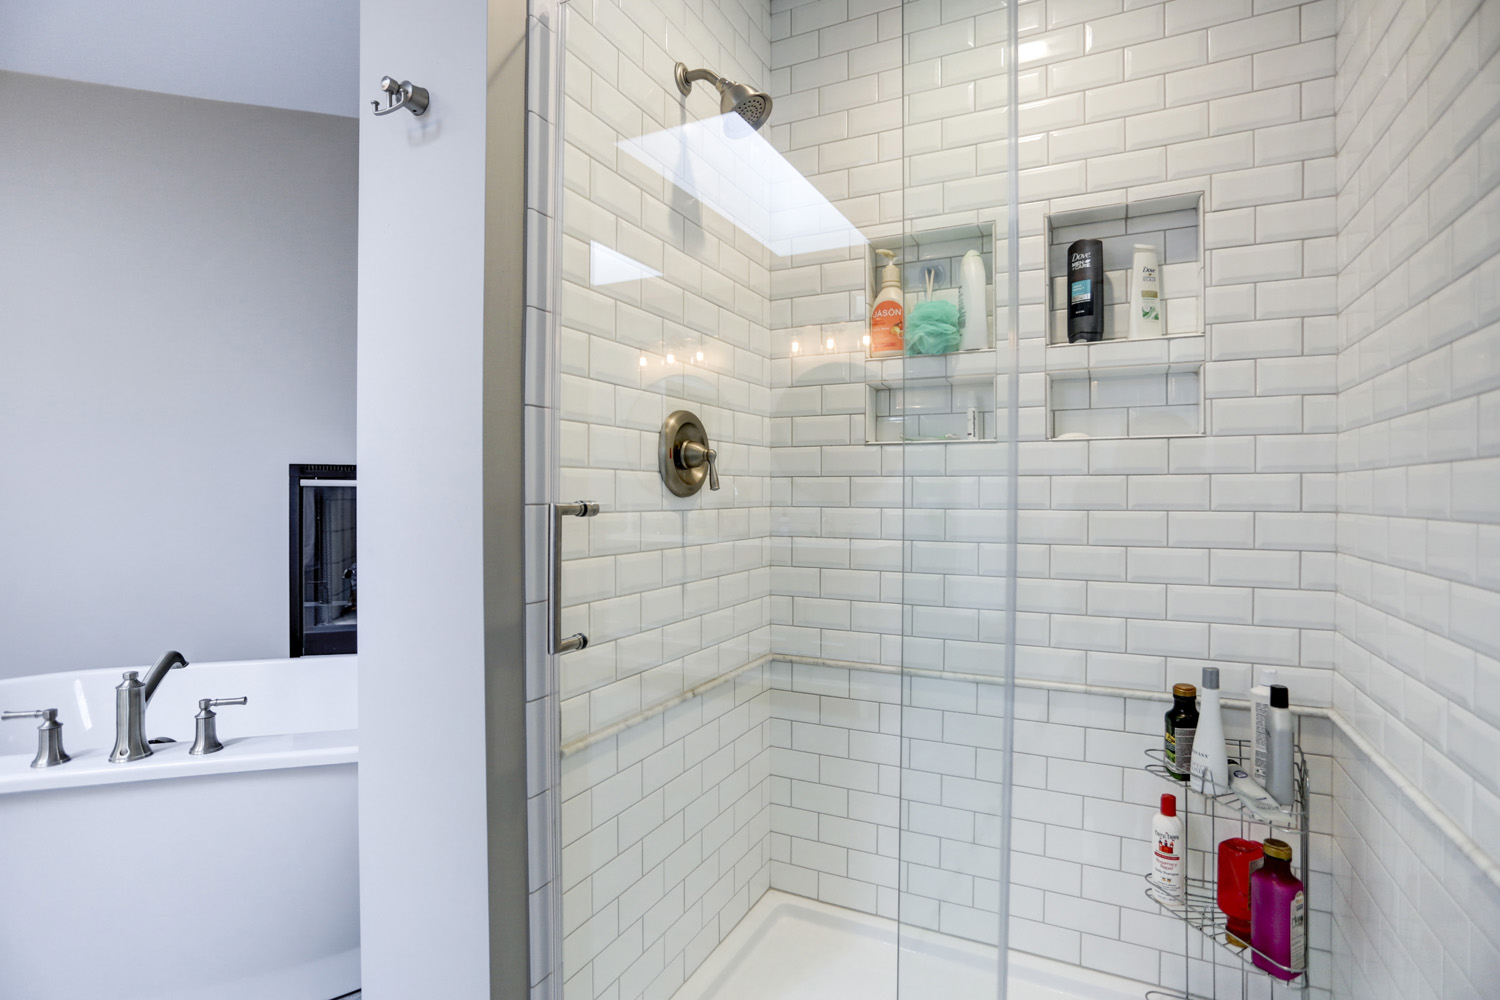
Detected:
left=3, top=709, right=71, bottom=768
left=190, top=697, right=247, bottom=756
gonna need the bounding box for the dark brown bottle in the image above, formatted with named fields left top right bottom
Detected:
left=1164, top=683, right=1198, bottom=781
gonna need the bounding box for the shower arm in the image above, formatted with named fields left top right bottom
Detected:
left=675, top=65, right=726, bottom=97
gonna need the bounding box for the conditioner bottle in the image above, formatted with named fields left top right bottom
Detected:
left=1128, top=243, right=1162, bottom=338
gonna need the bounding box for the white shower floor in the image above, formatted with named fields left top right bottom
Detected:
left=672, top=891, right=1152, bottom=1000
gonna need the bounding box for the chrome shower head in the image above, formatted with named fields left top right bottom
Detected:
left=674, top=62, right=773, bottom=131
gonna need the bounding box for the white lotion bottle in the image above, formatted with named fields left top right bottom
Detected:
left=1266, top=684, right=1295, bottom=807
left=958, top=249, right=989, bottom=351
left=1128, top=243, right=1162, bottom=339
left=1190, top=666, right=1229, bottom=795
left=1150, top=793, right=1184, bottom=907
left=1251, top=667, right=1279, bottom=785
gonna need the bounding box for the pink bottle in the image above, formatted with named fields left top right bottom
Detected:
left=1250, top=838, right=1305, bottom=980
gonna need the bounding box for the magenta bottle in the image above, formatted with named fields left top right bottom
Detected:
left=1250, top=838, right=1305, bottom=980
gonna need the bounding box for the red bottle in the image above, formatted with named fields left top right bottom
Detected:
left=1217, top=838, right=1263, bottom=947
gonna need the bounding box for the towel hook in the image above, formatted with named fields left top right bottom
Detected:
left=371, top=75, right=429, bottom=117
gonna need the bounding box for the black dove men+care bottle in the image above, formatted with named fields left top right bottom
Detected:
left=1066, top=238, right=1104, bottom=343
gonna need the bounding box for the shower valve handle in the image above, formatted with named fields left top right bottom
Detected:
left=682, top=442, right=720, bottom=491
left=681, top=441, right=718, bottom=484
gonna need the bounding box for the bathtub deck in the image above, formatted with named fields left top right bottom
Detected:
left=0, top=728, right=357, bottom=793
left=671, top=890, right=1153, bottom=1000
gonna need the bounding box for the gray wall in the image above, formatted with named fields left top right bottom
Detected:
left=0, top=71, right=357, bottom=678
left=356, top=0, right=522, bottom=992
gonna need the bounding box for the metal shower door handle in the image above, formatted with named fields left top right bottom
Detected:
left=551, top=501, right=599, bottom=654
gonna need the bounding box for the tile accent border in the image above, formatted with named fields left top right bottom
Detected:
left=561, top=652, right=1500, bottom=896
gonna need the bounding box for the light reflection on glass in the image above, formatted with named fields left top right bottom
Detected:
left=590, top=240, right=662, bottom=286
left=618, top=115, right=869, bottom=257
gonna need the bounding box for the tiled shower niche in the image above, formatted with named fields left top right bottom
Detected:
left=1048, top=367, right=1202, bottom=440
left=866, top=376, right=997, bottom=443
left=1043, top=194, right=1206, bottom=440
left=867, top=224, right=995, bottom=350
left=1044, top=193, right=1204, bottom=345
left=862, top=224, right=998, bottom=443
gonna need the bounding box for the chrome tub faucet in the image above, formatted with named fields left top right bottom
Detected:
left=110, top=650, right=188, bottom=763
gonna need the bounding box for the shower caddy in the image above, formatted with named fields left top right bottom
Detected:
left=1140, top=730, right=1312, bottom=999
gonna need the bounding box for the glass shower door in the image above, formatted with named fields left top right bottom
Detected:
left=539, top=0, right=1018, bottom=995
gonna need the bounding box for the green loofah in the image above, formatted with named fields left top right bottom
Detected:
left=905, top=300, right=961, bottom=355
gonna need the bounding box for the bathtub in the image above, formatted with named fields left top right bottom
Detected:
left=0, top=655, right=359, bottom=1000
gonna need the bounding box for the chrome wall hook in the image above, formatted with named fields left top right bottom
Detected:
left=371, top=75, right=429, bottom=117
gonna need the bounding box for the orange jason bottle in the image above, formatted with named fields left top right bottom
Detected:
left=869, top=249, right=904, bottom=357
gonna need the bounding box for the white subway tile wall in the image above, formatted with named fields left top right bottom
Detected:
left=764, top=0, right=1346, bottom=989
left=765, top=661, right=1335, bottom=996
left=556, top=0, right=776, bottom=750
left=766, top=0, right=1341, bottom=703
left=561, top=667, right=772, bottom=1000
left=1331, top=0, right=1500, bottom=996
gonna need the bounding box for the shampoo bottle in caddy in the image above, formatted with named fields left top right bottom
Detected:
left=1149, top=793, right=1184, bottom=907
left=1190, top=666, right=1229, bottom=795
left=1066, top=238, right=1103, bottom=343
left=1128, top=243, right=1162, bottom=338
left=1250, top=838, right=1306, bottom=981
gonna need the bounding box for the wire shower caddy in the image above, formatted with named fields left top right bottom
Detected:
left=1138, top=724, right=1312, bottom=1000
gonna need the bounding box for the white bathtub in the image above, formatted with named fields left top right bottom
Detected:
left=0, top=655, right=359, bottom=1000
